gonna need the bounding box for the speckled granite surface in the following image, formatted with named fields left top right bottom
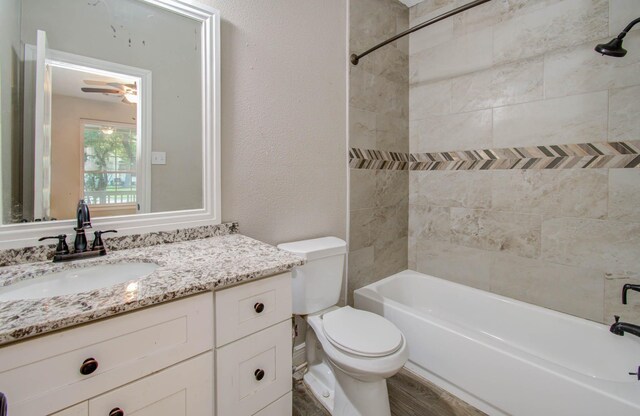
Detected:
left=0, top=222, right=239, bottom=267
left=0, top=234, right=304, bottom=345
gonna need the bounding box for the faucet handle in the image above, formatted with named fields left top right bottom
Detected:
left=91, top=230, right=118, bottom=251
left=622, top=283, right=640, bottom=305
left=38, top=234, right=70, bottom=255
left=614, top=315, right=620, bottom=323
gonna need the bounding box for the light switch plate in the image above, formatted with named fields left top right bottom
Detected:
left=152, top=151, right=166, bottom=165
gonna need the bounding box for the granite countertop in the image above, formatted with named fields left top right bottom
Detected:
left=0, top=234, right=304, bottom=345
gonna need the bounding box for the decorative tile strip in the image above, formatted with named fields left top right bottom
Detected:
left=349, top=141, right=640, bottom=171
left=349, top=148, right=411, bottom=170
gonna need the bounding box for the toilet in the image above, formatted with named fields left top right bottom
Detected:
left=278, top=237, right=408, bottom=416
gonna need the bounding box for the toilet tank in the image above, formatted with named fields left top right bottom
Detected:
left=277, top=237, right=347, bottom=315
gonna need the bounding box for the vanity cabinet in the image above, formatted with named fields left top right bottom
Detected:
left=51, top=352, right=213, bottom=416
left=0, top=272, right=293, bottom=416
left=214, top=272, right=293, bottom=416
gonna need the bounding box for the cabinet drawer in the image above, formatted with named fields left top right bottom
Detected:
left=215, top=273, right=292, bottom=347
left=216, top=320, right=292, bottom=416
left=89, top=352, right=213, bottom=416
left=253, top=392, right=292, bottom=416
left=50, top=402, right=88, bottom=416
left=0, top=293, right=213, bottom=416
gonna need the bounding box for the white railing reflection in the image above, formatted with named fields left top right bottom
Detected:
left=85, top=191, right=137, bottom=205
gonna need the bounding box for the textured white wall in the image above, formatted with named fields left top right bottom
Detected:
left=207, top=0, right=348, bottom=245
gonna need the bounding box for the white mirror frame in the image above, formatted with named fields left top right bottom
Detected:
left=0, top=0, right=221, bottom=249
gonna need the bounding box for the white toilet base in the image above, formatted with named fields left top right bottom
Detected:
left=332, top=364, right=391, bottom=416
left=304, top=362, right=335, bottom=412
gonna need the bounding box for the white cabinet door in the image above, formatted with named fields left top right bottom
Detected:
left=216, top=320, right=292, bottom=416
left=88, top=352, right=213, bottom=416
left=253, top=392, right=292, bottom=416
left=50, top=402, right=88, bottom=416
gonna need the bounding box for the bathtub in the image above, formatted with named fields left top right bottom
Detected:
left=354, top=270, right=640, bottom=416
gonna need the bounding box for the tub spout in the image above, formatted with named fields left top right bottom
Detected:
left=610, top=315, right=640, bottom=338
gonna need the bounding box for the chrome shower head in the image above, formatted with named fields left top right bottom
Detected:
left=595, top=37, right=627, bottom=57
left=596, top=17, right=640, bottom=58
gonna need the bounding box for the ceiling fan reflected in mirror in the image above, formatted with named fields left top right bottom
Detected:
left=81, top=80, right=138, bottom=104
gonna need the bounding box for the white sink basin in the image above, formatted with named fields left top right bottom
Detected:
left=0, top=262, right=159, bottom=301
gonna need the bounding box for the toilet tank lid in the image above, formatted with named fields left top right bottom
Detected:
left=277, top=237, right=346, bottom=261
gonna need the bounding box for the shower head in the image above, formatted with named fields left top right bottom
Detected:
left=595, top=38, right=627, bottom=57
left=596, top=17, right=640, bottom=58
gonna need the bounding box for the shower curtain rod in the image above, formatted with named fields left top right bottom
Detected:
left=350, top=0, right=492, bottom=65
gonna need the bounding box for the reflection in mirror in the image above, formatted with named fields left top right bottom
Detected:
left=0, top=0, right=207, bottom=225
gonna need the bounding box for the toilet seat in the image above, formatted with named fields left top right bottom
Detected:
left=322, top=306, right=403, bottom=358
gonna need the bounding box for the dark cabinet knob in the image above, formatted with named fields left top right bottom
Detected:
left=79, top=358, right=99, bottom=375
left=254, top=302, right=265, bottom=313
left=254, top=368, right=265, bottom=381
left=109, top=408, right=125, bottom=416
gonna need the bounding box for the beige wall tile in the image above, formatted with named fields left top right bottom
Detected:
left=408, top=236, right=417, bottom=270
left=609, top=86, right=640, bottom=142
left=490, top=252, right=604, bottom=322
left=410, top=18, right=453, bottom=56
left=412, top=108, right=493, bottom=152
left=544, top=30, right=640, bottom=98
left=349, top=0, right=409, bottom=303
left=451, top=0, right=558, bottom=38
left=409, top=204, right=451, bottom=242
left=609, top=169, right=640, bottom=223
left=350, top=0, right=400, bottom=53
left=409, top=80, right=451, bottom=120
left=350, top=66, right=379, bottom=112
left=411, top=170, right=492, bottom=209
left=492, top=170, right=608, bottom=219
left=415, top=240, right=491, bottom=290
left=493, top=91, right=608, bottom=148
left=373, top=203, right=409, bottom=251
left=451, top=56, right=544, bottom=112
left=541, top=217, right=640, bottom=278
left=350, top=208, right=375, bottom=251
left=450, top=208, right=542, bottom=258
left=376, top=170, right=408, bottom=208
left=605, top=277, right=640, bottom=324
left=493, top=0, right=608, bottom=64
left=410, top=0, right=466, bottom=25
left=350, top=169, right=377, bottom=211
left=376, top=113, right=409, bottom=152
left=350, top=107, right=376, bottom=149
left=609, top=0, right=640, bottom=36
left=374, top=236, right=408, bottom=280
left=412, top=27, right=493, bottom=84
left=373, top=45, right=409, bottom=85
left=347, top=246, right=375, bottom=305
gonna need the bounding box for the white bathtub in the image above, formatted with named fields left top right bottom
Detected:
left=354, top=270, right=640, bottom=416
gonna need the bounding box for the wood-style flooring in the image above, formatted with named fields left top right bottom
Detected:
left=293, top=369, right=487, bottom=416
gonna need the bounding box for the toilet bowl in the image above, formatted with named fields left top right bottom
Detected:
left=304, top=306, right=408, bottom=416
left=278, top=237, right=408, bottom=416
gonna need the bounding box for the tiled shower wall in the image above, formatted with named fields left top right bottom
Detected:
left=349, top=0, right=409, bottom=303
left=408, top=0, right=640, bottom=323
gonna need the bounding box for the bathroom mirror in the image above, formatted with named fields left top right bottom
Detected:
left=0, top=0, right=220, bottom=247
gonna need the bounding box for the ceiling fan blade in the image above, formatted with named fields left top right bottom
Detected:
left=81, top=87, right=122, bottom=94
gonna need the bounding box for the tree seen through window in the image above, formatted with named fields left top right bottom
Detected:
left=83, top=124, right=137, bottom=206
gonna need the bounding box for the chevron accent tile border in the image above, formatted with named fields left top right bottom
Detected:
left=348, top=141, right=640, bottom=171
left=348, top=148, right=411, bottom=170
